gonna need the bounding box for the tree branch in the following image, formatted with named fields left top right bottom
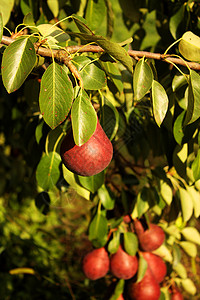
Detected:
left=1, top=35, right=200, bottom=71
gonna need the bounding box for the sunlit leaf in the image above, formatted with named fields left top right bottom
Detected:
left=151, top=80, right=169, bottom=127
left=85, top=0, right=106, bottom=31
left=0, top=13, right=3, bottom=42
left=173, top=263, right=187, bottom=279
left=39, top=62, right=73, bottom=129
left=71, top=90, right=97, bottom=146
left=0, top=0, right=14, bottom=25
left=123, top=232, right=138, bottom=256
left=133, top=57, right=153, bottom=101
left=108, top=231, right=120, bottom=254
left=181, top=227, right=200, bottom=245
left=159, top=179, right=173, bottom=205
left=36, top=152, right=61, bottom=190
left=179, top=187, right=193, bottom=222
left=1, top=37, right=36, bottom=93
left=47, top=0, right=59, bottom=18
left=181, top=278, right=197, bottom=295
left=169, top=5, right=185, bottom=39
left=37, top=24, right=70, bottom=48
left=179, top=241, right=197, bottom=257
left=187, top=186, right=200, bottom=218
left=179, top=31, right=200, bottom=62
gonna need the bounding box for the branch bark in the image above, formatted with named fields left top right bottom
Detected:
left=1, top=35, right=200, bottom=71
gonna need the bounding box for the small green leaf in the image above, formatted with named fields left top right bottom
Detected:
left=109, top=279, right=125, bottom=300
left=173, top=262, right=187, bottom=279
left=72, top=56, right=106, bottom=90
left=179, top=187, right=193, bottom=222
left=1, top=37, right=36, bottom=93
left=78, top=171, right=104, bottom=193
left=36, top=152, right=61, bottom=190
left=192, top=149, right=200, bottom=181
left=152, top=80, right=169, bottom=127
left=153, top=244, right=173, bottom=262
left=39, top=62, right=73, bottom=129
left=179, top=241, right=197, bottom=257
left=71, top=90, right=97, bottom=146
left=133, top=57, right=153, bottom=101
left=159, top=180, right=173, bottom=205
left=85, top=0, right=106, bottom=31
left=181, top=278, right=197, bottom=295
left=108, top=231, right=120, bottom=254
left=136, top=254, right=148, bottom=283
left=187, top=186, right=200, bottom=218
left=123, top=232, right=138, bottom=256
left=181, top=227, right=200, bottom=245
left=137, top=187, right=150, bottom=218
left=101, top=61, right=123, bottom=93
left=89, top=212, right=108, bottom=244
left=98, top=184, right=115, bottom=210
left=179, top=31, right=200, bottom=62
left=184, top=70, right=200, bottom=125
left=62, top=165, right=90, bottom=200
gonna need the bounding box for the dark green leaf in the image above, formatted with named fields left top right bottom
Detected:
left=71, top=90, right=97, bottom=146
left=72, top=56, right=106, bottom=90
left=133, top=57, right=153, bottom=101
left=192, top=149, right=200, bottom=181
left=98, top=184, right=115, bottom=210
left=169, top=5, right=185, bottom=39
left=78, top=171, right=104, bottom=193
left=39, top=62, right=73, bottom=129
left=2, top=37, right=36, bottom=93
left=123, top=232, right=138, bottom=256
left=36, top=152, right=61, bottom=190
left=109, top=279, right=125, bottom=300
left=151, top=80, right=169, bottom=127
left=101, top=61, right=123, bottom=92
left=85, top=0, right=106, bottom=31
left=101, top=97, right=119, bottom=141
left=72, top=14, right=94, bottom=35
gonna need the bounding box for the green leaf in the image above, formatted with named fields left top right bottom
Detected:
left=187, top=186, right=200, bottom=218
left=179, top=187, right=193, bottom=222
left=47, top=0, right=59, bottom=18
left=78, top=172, right=104, bottom=193
left=36, top=152, right=61, bottom=190
left=72, top=56, right=106, bottom=90
left=1, top=37, right=37, bottom=93
left=137, top=254, right=148, bottom=283
left=72, top=14, right=94, bottom=35
left=133, top=57, right=153, bottom=101
left=159, top=179, right=173, bottom=205
left=68, top=31, right=133, bottom=73
left=62, top=165, right=90, bottom=200
left=101, top=61, right=124, bottom=93
left=151, top=80, right=169, bottom=127
left=181, top=227, right=200, bottom=245
left=123, top=232, right=138, bottom=256
left=181, top=278, right=197, bottom=295
left=71, top=90, right=97, bottom=146
left=179, top=31, right=200, bottom=62
left=0, top=13, right=3, bottom=42
left=37, top=24, right=70, bottom=48
left=0, top=0, right=14, bottom=25
left=85, top=0, right=106, bottom=31
left=89, top=212, right=108, bottom=243
left=39, top=62, right=73, bottom=129
left=137, top=187, right=150, bottom=218
left=169, top=5, right=185, bottom=40
left=192, top=149, right=200, bottom=181
left=109, top=279, right=125, bottom=300
left=108, top=231, right=120, bottom=254
left=98, top=184, right=115, bottom=210
left=153, top=244, right=173, bottom=262
left=184, top=70, right=200, bottom=125
left=101, top=97, right=119, bottom=141
left=179, top=241, right=197, bottom=258
left=140, top=10, right=160, bottom=50
left=173, top=262, right=187, bottom=279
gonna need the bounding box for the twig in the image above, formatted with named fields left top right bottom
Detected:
left=1, top=35, right=200, bottom=71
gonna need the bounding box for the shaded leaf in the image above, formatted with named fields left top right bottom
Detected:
left=136, top=254, right=148, bottom=283
left=71, top=90, right=97, bottom=146
left=2, top=37, right=36, bottom=93
left=169, top=5, right=185, bottom=40
left=37, top=24, right=70, bottom=48
left=152, top=80, right=169, bottom=127
left=78, top=171, right=104, bottom=193
left=192, top=148, right=200, bottom=181
left=101, top=61, right=123, bottom=92
left=85, top=0, right=106, bottom=31
left=39, top=62, right=73, bottom=129
left=72, top=14, right=94, bottom=35
left=89, top=212, right=108, bottom=243
left=36, top=152, right=61, bottom=190
left=133, top=57, right=153, bottom=101
left=108, top=231, right=120, bottom=254
left=101, top=97, right=119, bottom=141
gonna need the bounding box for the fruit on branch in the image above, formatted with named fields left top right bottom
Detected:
left=134, top=219, right=165, bottom=251
left=110, top=245, right=138, bottom=279
left=171, top=289, right=184, bottom=300
left=128, top=267, right=161, bottom=300
left=141, top=251, right=167, bottom=283
left=60, top=118, right=113, bottom=176
left=82, top=247, right=109, bottom=280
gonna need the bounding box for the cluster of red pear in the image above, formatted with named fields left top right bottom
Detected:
left=82, top=219, right=172, bottom=300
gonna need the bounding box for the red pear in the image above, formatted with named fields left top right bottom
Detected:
left=134, top=220, right=165, bottom=251
left=142, top=252, right=167, bottom=283
left=82, top=247, right=109, bottom=280
left=110, top=245, right=138, bottom=280
left=60, top=118, right=113, bottom=176
left=171, top=289, right=184, bottom=300
left=128, top=267, right=161, bottom=300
